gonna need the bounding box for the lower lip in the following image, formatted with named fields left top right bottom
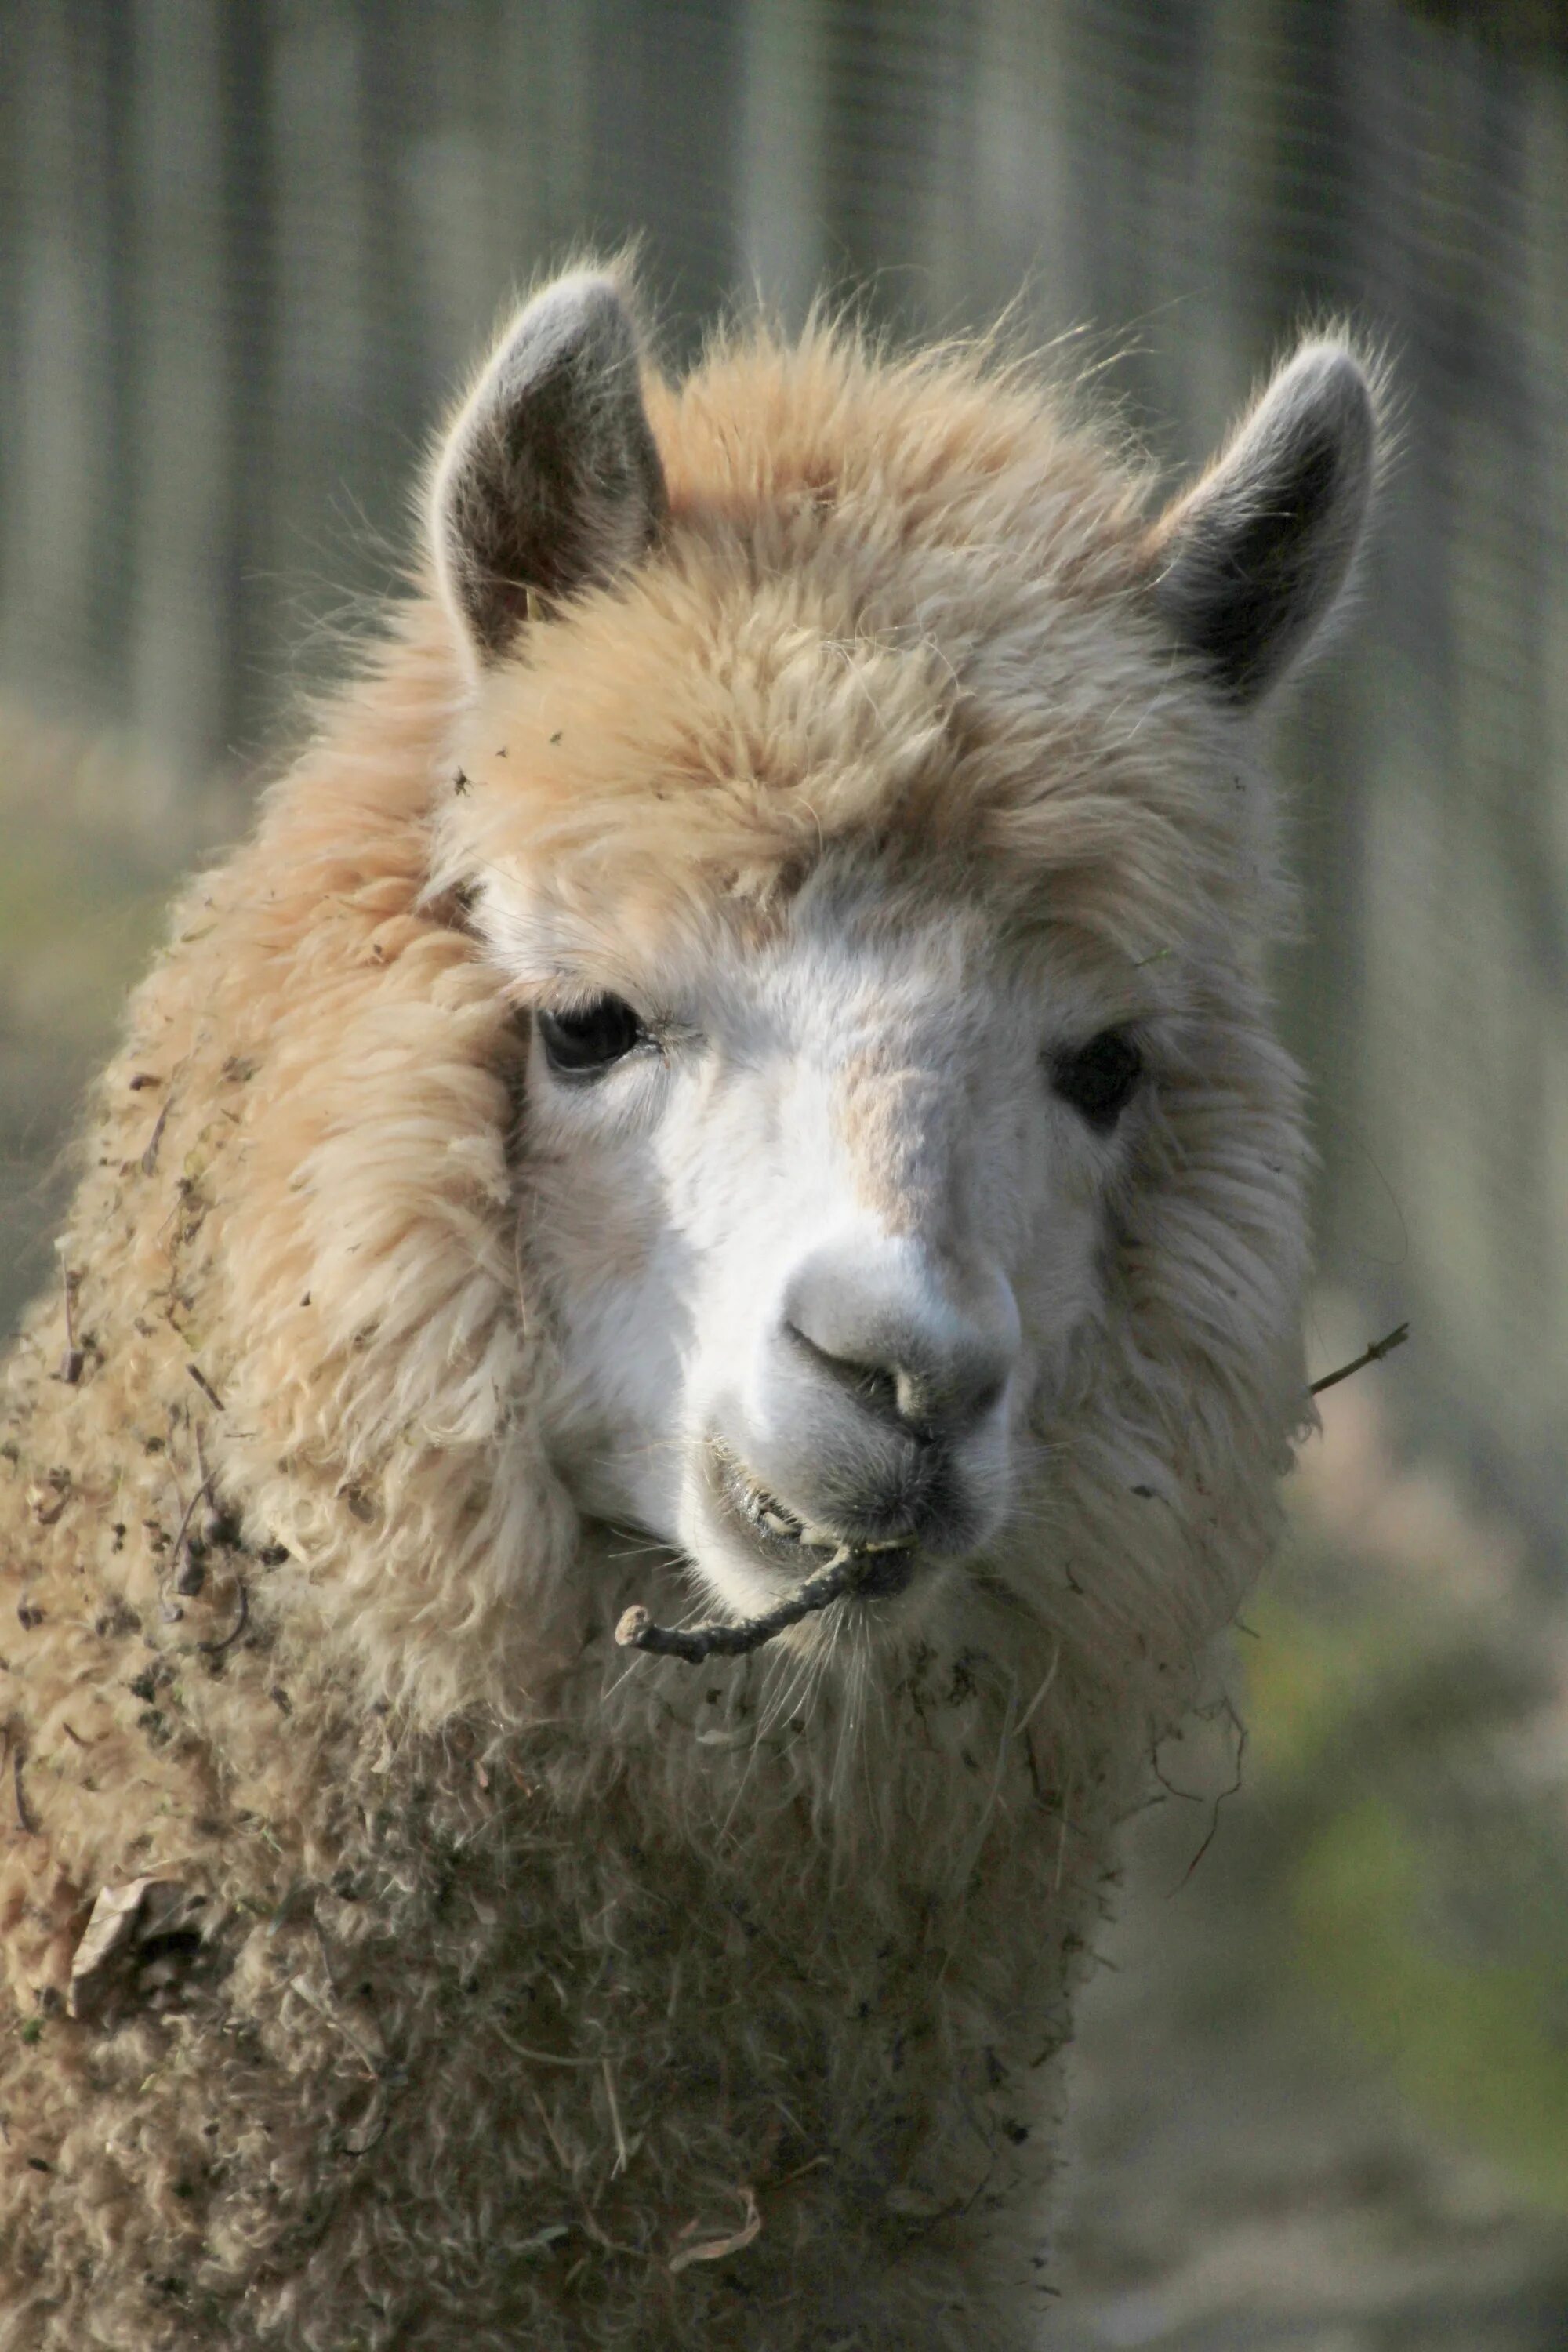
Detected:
left=717, top=1457, right=807, bottom=1548
left=713, top=1455, right=920, bottom=1599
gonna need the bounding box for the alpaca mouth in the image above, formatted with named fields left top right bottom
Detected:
left=615, top=1450, right=921, bottom=1668
left=714, top=1448, right=814, bottom=1553
left=713, top=1449, right=920, bottom=1599
left=735, top=1473, right=808, bottom=1544
left=714, top=1439, right=912, bottom=1571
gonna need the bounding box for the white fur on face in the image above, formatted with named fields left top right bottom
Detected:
left=488, top=859, right=1171, bottom=1627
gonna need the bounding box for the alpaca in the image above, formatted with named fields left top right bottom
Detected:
left=0, top=269, right=1377, bottom=2350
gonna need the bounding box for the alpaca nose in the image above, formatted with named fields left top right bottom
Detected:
left=780, top=1238, right=1018, bottom=1443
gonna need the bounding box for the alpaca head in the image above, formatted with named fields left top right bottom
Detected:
left=427, top=272, right=1378, bottom=1658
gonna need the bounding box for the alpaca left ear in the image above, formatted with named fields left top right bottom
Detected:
left=1144, top=340, right=1379, bottom=706
left=429, top=270, right=667, bottom=667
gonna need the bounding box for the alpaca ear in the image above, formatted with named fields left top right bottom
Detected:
left=1144, top=340, right=1379, bottom=706
left=429, top=271, right=667, bottom=666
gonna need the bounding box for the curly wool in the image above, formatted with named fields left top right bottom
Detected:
left=0, top=318, right=1308, bottom=2350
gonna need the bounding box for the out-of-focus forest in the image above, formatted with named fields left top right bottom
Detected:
left=2, top=3, right=1566, bottom=2343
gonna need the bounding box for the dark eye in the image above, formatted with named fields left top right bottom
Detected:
left=1052, top=1028, right=1144, bottom=1131
left=536, top=995, right=647, bottom=1076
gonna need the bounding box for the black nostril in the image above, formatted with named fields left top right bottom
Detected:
left=780, top=1245, right=1019, bottom=1445
left=784, top=1323, right=908, bottom=1431
left=894, top=1364, right=1007, bottom=1434
left=784, top=1321, right=1005, bottom=1442
left=963, top=1373, right=1006, bottom=1424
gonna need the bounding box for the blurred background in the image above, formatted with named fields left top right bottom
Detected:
left=2, top=2, right=1566, bottom=2343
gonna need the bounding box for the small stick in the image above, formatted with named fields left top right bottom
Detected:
left=198, top=1576, right=249, bottom=1658
left=1308, top=1321, right=1409, bottom=1397
left=187, top=1363, right=225, bottom=1412
left=13, top=1751, right=37, bottom=1838
left=56, top=1264, right=84, bottom=1385
left=140, top=1096, right=171, bottom=1178
left=169, top=1467, right=215, bottom=1573
left=1171, top=1708, right=1247, bottom=1894
left=615, top=1538, right=911, bottom=1666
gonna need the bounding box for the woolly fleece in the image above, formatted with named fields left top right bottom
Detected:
left=0, top=310, right=1333, bottom=2349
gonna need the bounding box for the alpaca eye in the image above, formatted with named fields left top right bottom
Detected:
left=536, top=996, right=647, bottom=1076
left=1052, top=1029, right=1144, bottom=1131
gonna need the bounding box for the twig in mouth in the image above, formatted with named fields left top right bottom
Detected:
left=619, top=1326, right=1411, bottom=1671
left=1308, top=1321, right=1409, bottom=1397
left=615, top=1537, right=913, bottom=1666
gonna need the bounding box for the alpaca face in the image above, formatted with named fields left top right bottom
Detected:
left=426, top=270, right=1377, bottom=1654
left=510, top=863, right=1158, bottom=1625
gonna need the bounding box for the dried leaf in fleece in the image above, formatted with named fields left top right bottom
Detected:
left=67, top=1878, right=208, bottom=2023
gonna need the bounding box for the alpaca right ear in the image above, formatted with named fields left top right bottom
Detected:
left=429, top=271, right=667, bottom=667
left=1143, top=339, right=1379, bottom=706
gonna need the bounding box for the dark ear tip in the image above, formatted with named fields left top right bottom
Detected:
left=1264, top=341, right=1386, bottom=532
left=1279, top=339, right=1373, bottom=401
left=477, top=275, right=644, bottom=424
left=495, top=270, right=641, bottom=359
left=1272, top=340, right=1377, bottom=459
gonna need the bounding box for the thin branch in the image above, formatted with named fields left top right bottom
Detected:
left=1309, top=1321, right=1409, bottom=1397
left=1170, top=1706, right=1247, bottom=1894
left=13, top=1750, right=37, bottom=1838
left=140, top=1096, right=172, bottom=1178
left=55, top=1262, right=84, bottom=1385
left=1150, top=1751, right=1204, bottom=1805
left=198, top=1575, right=249, bottom=1658
left=170, top=1468, right=215, bottom=1584
left=615, top=1538, right=913, bottom=1667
